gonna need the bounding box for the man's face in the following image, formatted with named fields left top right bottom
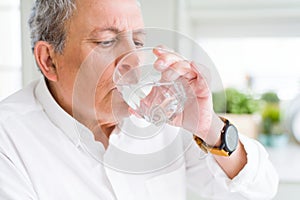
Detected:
left=52, top=0, right=144, bottom=131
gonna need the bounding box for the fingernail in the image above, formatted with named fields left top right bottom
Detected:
left=153, top=47, right=165, bottom=55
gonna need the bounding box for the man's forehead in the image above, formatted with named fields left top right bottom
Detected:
left=75, top=0, right=142, bottom=22
left=70, top=0, right=143, bottom=35
left=76, top=0, right=139, bottom=8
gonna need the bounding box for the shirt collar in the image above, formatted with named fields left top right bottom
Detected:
left=34, top=78, right=105, bottom=159
left=34, top=78, right=82, bottom=147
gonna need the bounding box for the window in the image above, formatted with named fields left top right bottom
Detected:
left=197, top=37, right=300, bottom=100
left=185, top=0, right=300, bottom=100
left=0, top=0, right=22, bottom=100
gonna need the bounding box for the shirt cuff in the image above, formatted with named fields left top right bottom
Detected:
left=206, top=134, right=271, bottom=192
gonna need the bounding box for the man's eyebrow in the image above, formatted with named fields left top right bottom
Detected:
left=89, top=26, right=121, bottom=36
left=89, top=27, right=146, bottom=36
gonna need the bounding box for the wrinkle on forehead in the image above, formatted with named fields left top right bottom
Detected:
left=77, top=0, right=141, bottom=15
left=103, top=15, right=144, bottom=33
left=74, top=0, right=144, bottom=34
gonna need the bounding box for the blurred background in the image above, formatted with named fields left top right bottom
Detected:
left=1, top=0, right=300, bottom=199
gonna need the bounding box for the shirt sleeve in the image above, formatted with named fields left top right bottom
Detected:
left=184, top=133, right=279, bottom=200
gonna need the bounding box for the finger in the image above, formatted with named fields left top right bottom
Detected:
left=190, top=61, right=212, bottom=87
left=153, top=48, right=184, bottom=71
left=154, top=54, right=182, bottom=71
left=166, top=61, right=210, bottom=98
left=189, top=64, right=211, bottom=98
left=153, top=45, right=174, bottom=56
left=161, top=60, right=197, bottom=82
left=189, top=77, right=211, bottom=98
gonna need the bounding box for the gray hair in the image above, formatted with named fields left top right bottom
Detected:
left=28, top=0, right=76, bottom=53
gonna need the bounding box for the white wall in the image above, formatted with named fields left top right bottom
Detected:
left=0, top=0, right=22, bottom=99
left=21, top=0, right=40, bottom=87
left=139, top=0, right=177, bottom=30
left=186, top=0, right=300, bottom=37
left=139, top=0, right=190, bottom=35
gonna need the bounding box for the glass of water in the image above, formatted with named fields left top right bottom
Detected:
left=113, top=47, right=187, bottom=126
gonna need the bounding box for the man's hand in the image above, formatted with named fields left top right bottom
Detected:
left=152, top=46, right=220, bottom=145
left=152, top=46, right=248, bottom=179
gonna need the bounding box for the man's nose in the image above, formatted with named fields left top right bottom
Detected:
left=116, top=38, right=140, bottom=69
left=117, top=39, right=138, bottom=60
left=113, top=42, right=141, bottom=84
left=116, top=50, right=141, bottom=84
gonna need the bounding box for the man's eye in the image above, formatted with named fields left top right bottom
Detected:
left=134, top=41, right=144, bottom=48
left=97, top=39, right=117, bottom=48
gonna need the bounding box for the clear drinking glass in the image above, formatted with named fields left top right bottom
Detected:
left=113, top=47, right=187, bottom=126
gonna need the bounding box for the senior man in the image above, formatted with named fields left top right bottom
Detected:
left=0, top=0, right=278, bottom=199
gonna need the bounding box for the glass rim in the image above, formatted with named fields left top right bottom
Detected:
left=112, top=46, right=177, bottom=84
left=115, top=80, right=182, bottom=87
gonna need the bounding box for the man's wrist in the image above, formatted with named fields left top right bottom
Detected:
left=204, top=113, right=223, bottom=146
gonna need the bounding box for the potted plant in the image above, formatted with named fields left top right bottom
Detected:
left=213, top=88, right=260, bottom=138
left=258, top=92, right=289, bottom=147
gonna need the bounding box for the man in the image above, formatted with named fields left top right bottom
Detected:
left=0, top=0, right=278, bottom=199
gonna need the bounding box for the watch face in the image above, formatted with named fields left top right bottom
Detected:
left=225, top=125, right=239, bottom=152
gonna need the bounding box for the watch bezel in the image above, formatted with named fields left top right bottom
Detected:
left=222, top=124, right=239, bottom=153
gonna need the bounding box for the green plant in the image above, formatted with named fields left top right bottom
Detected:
left=261, top=92, right=280, bottom=103
left=260, top=92, right=283, bottom=135
left=261, top=104, right=281, bottom=134
left=213, top=88, right=259, bottom=114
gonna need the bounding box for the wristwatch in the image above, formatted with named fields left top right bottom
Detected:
left=193, top=117, right=239, bottom=156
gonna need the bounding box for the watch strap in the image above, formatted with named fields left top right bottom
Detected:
left=193, top=135, right=230, bottom=156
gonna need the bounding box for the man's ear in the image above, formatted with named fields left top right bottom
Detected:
left=34, top=41, right=58, bottom=82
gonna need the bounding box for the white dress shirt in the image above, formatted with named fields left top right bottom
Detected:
left=0, top=78, right=278, bottom=200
